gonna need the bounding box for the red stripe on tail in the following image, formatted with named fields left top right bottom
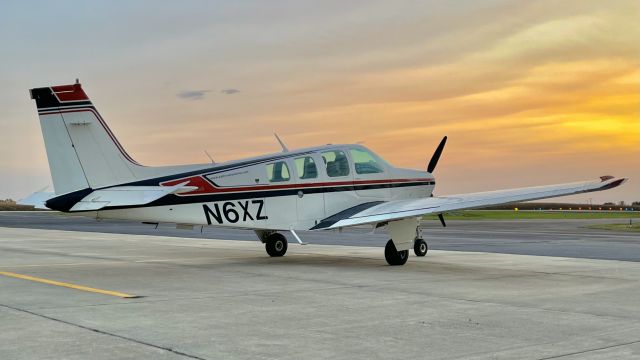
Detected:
left=51, top=84, right=89, bottom=102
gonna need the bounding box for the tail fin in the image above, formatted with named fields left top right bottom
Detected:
left=30, top=81, right=143, bottom=194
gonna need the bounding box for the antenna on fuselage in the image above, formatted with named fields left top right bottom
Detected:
left=274, top=133, right=289, bottom=152
left=204, top=150, right=216, bottom=164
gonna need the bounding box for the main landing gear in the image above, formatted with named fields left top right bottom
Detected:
left=265, top=232, right=288, bottom=257
left=384, top=224, right=428, bottom=265
left=384, top=237, right=428, bottom=265
left=255, top=227, right=427, bottom=266
left=385, top=240, right=409, bottom=266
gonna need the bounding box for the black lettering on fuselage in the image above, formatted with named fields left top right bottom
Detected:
left=203, top=200, right=268, bottom=224
left=223, top=202, right=239, bottom=223
left=238, top=201, right=254, bottom=221
left=253, top=199, right=268, bottom=220
left=203, top=204, right=223, bottom=225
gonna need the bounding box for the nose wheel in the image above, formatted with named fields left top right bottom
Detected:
left=385, top=240, right=409, bottom=266
left=414, top=238, right=428, bottom=257
left=265, top=232, right=288, bottom=257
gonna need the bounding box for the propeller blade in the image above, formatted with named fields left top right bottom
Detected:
left=427, top=136, right=447, bottom=173
left=437, top=213, right=446, bottom=227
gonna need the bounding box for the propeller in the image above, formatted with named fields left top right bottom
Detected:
left=427, top=136, right=447, bottom=173
left=428, top=136, right=448, bottom=227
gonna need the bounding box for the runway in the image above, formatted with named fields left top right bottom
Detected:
left=0, top=212, right=638, bottom=261
left=1, top=213, right=639, bottom=359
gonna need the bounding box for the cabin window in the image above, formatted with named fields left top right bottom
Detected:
left=265, top=161, right=290, bottom=182
left=350, top=148, right=384, bottom=174
left=294, top=156, right=318, bottom=179
left=321, top=150, right=350, bottom=177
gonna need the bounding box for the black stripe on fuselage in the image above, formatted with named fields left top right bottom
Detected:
left=46, top=178, right=433, bottom=212
left=98, top=180, right=434, bottom=211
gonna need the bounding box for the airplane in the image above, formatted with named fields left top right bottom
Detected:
left=20, top=81, right=628, bottom=266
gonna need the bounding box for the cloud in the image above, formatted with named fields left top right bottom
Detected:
left=221, top=88, right=240, bottom=95
left=176, top=89, right=211, bottom=100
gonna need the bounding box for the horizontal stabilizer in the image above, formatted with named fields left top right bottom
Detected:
left=70, top=182, right=195, bottom=212
left=17, top=191, right=56, bottom=209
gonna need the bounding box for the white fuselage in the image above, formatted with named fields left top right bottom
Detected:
left=96, top=144, right=435, bottom=231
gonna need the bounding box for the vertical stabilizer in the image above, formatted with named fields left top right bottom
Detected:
left=30, top=82, right=143, bottom=194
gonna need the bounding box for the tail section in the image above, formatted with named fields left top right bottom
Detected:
left=31, top=81, right=212, bottom=196
left=30, top=81, right=144, bottom=194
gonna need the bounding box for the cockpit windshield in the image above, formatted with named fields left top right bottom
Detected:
left=350, top=147, right=387, bottom=174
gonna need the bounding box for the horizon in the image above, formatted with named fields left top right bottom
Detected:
left=1, top=1, right=638, bottom=203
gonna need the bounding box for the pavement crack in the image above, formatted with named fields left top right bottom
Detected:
left=537, top=339, right=640, bottom=359
left=0, top=303, right=209, bottom=360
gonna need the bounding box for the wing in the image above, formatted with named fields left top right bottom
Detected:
left=311, top=176, right=627, bottom=230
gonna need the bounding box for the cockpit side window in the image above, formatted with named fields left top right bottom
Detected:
left=350, top=148, right=384, bottom=174
left=321, top=150, right=350, bottom=177
left=294, top=156, right=318, bottom=179
left=265, top=161, right=290, bottom=182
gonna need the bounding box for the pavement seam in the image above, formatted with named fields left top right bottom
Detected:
left=0, top=303, right=209, bottom=360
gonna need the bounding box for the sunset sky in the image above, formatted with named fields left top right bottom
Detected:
left=1, top=1, right=638, bottom=203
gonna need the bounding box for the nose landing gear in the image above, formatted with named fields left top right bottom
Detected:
left=414, top=238, right=428, bottom=257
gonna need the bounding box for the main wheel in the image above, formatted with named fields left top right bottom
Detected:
left=384, top=239, right=409, bottom=266
left=414, top=238, right=428, bottom=257
left=265, top=233, right=288, bottom=257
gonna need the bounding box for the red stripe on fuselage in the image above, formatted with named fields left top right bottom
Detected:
left=161, top=176, right=433, bottom=196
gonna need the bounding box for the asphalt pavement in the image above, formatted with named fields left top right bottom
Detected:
left=0, top=211, right=638, bottom=261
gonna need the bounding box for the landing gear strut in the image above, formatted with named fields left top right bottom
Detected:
left=265, top=232, right=288, bottom=257
left=385, top=240, right=409, bottom=266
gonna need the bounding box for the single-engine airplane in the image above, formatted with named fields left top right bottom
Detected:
left=21, top=81, right=628, bottom=265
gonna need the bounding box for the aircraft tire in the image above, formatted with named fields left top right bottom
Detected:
left=265, top=233, right=288, bottom=257
left=414, top=238, right=428, bottom=257
left=385, top=239, right=409, bottom=266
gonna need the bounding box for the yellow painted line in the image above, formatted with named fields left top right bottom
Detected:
left=0, top=271, right=139, bottom=298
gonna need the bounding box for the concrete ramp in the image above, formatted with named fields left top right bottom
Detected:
left=1, top=227, right=639, bottom=359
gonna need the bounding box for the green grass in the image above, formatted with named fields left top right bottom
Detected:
left=424, top=210, right=640, bottom=220
left=586, top=223, right=640, bottom=233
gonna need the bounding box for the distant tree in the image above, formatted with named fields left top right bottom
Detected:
left=618, top=201, right=626, bottom=206
left=603, top=202, right=615, bottom=206
left=633, top=201, right=640, bottom=206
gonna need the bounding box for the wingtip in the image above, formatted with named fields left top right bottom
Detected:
left=600, top=175, right=628, bottom=184
left=598, top=177, right=628, bottom=191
